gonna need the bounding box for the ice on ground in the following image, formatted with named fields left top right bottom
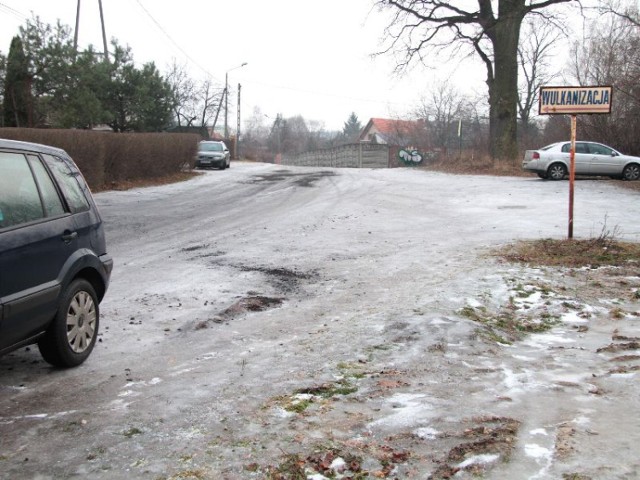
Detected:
left=368, top=393, right=434, bottom=430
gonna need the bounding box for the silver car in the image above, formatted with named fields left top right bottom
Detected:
left=523, top=141, right=640, bottom=181
left=195, top=141, right=230, bottom=170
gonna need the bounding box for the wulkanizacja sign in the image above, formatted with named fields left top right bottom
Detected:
left=539, top=86, right=612, bottom=115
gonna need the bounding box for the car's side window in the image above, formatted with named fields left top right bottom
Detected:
left=42, top=154, right=90, bottom=213
left=575, top=143, right=588, bottom=154
left=27, top=155, right=66, bottom=218
left=0, top=151, right=45, bottom=229
left=588, top=144, right=613, bottom=156
left=561, top=143, right=570, bottom=153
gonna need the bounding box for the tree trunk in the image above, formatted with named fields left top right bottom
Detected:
left=488, top=1, right=525, bottom=162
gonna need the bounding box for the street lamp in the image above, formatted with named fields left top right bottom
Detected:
left=224, top=62, right=248, bottom=140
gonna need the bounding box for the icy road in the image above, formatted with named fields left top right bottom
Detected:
left=1, top=163, right=639, bottom=479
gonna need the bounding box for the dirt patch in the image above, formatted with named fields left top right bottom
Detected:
left=254, top=444, right=411, bottom=479
left=181, top=244, right=209, bottom=252
left=238, top=265, right=317, bottom=293
left=195, top=296, right=284, bottom=329
left=248, top=170, right=337, bottom=187
left=555, top=423, right=576, bottom=459
left=596, top=341, right=640, bottom=353
left=430, top=416, right=521, bottom=479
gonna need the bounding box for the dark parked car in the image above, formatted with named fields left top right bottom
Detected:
left=0, top=139, right=113, bottom=367
left=195, top=140, right=230, bottom=169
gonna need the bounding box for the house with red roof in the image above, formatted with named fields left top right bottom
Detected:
left=359, top=118, right=428, bottom=147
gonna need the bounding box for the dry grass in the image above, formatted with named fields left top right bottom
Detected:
left=93, top=171, right=201, bottom=192
left=497, top=237, right=640, bottom=268
left=424, top=153, right=528, bottom=177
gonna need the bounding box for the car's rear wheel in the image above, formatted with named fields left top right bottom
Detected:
left=622, top=163, right=640, bottom=181
left=547, top=163, right=567, bottom=180
left=38, top=279, right=99, bottom=367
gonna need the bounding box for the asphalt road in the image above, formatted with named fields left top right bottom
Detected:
left=1, top=163, right=639, bottom=479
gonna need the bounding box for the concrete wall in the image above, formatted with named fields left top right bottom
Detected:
left=280, top=143, right=389, bottom=168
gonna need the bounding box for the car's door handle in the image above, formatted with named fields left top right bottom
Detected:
left=62, top=231, right=78, bottom=243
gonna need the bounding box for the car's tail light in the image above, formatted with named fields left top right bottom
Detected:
left=532, top=152, right=540, bottom=159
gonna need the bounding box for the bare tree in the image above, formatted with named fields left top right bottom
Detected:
left=376, top=0, right=573, bottom=161
left=166, top=60, right=196, bottom=127
left=415, top=81, right=469, bottom=151
left=517, top=16, right=562, bottom=136
left=598, top=0, right=640, bottom=27
left=196, top=77, right=223, bottom=128
left=165, top=61, right=223, bottom=130
left=569, top=8, right=640, bottom=153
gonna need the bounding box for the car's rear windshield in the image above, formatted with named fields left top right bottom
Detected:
left=199, top=143, right=223, bottom=152
left=540, top=143, right=559, bottom=151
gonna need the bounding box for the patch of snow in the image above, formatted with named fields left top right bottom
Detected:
left=522, top=333, right=576, bottom=348
left=611, top=372, right=636, bottom=379
left=273, top=407, right=295, bottom=419
left=561, top=311, right=588, bottom=324
left=330, top=457, right=346, bottom=472
left=530, top=428, right=548, bottom=436
left=525, top=443, right=552, bottom=460
left=514, top=290, right=543, bottom=306
left=369, top=393, right=434, bottom=430
left=457, top=453, right=500, bottom=468
left=306, top=472, right=329, bottom=480
left=512, top=354, right=535, bottom=361
left=430, top=317, right=451, bottom=325
left=466, top=298, right=483, bottom=308
left=413, top=426, right=439, bottom=440
left=572, top=416, right=591, bottom=426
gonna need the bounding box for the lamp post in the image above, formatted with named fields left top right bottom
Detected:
left=224, top=62, right=248, bottom=140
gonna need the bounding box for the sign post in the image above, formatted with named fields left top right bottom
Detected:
left=538, top=86, right=613, bottom=239
left=568, top=115, right=576, bottom=238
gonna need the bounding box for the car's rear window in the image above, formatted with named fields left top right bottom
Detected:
left=199, top=143, right=223, bottom=152
left=42, top=154, right=90, bottom=214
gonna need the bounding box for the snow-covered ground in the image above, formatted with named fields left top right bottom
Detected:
left=1, top=163, right=639, bottom=479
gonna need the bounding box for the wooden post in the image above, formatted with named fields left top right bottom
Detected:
left=568, top=115, right=577, bottom=239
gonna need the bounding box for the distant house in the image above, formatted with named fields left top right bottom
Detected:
left=359, top=118, right=427, bottom=146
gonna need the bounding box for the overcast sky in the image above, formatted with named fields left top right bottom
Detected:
left=1, top=1, right=492, bottom=131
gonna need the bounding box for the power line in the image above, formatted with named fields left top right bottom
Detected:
left=133, top=0, right=218, bottom=81
left=0, top=1, right=27, bottom=21
left=243, top=78, right=415, bottom=110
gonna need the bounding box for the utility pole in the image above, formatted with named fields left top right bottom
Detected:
left=236, top=83, right=241, bottom=159
left=98, top=0, right=109, bottom=63
left=74, top=0, right=81, bottom=54
left=73, top=0, right=109, bottom=62
left=224, top=71, right=229, bottom=140
left=224, top=62, right=247, bottom=141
